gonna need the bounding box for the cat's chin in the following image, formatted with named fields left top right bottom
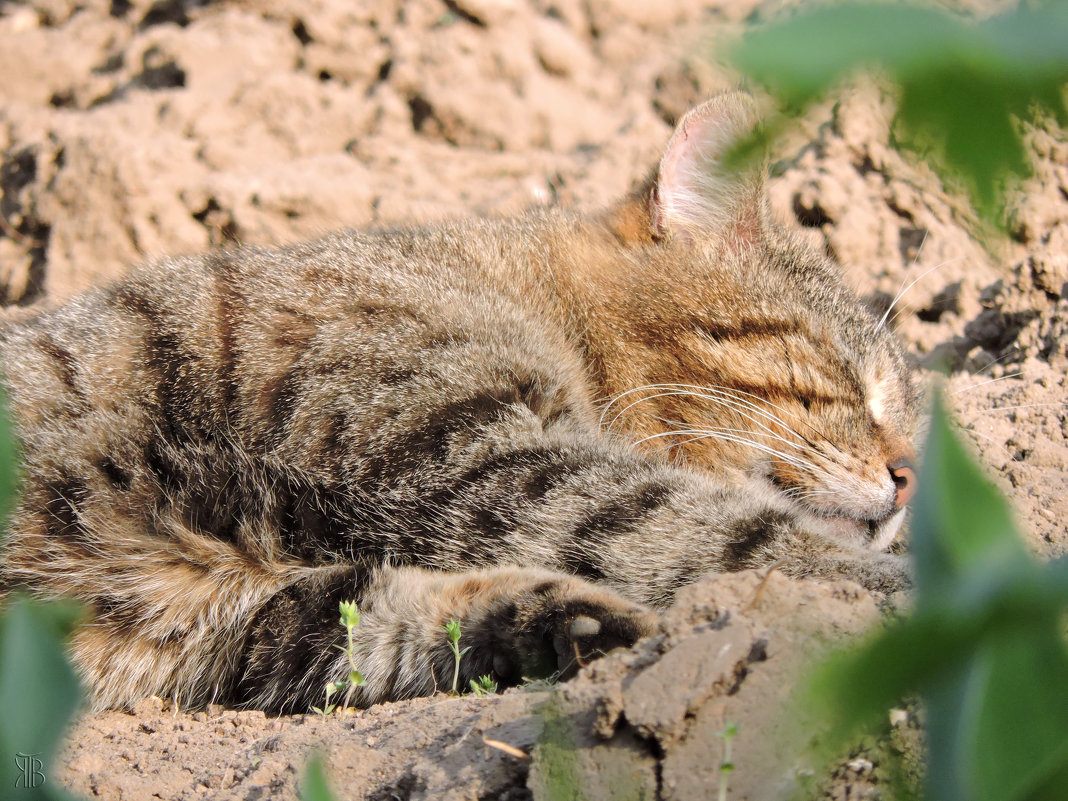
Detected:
left=743, top=474, right=907, bottom=553
left=868, top=506, right=908, bottom=551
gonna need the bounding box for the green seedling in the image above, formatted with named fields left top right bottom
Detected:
left=312, top=600, right=364, bottom=716
left=311, top=681, right=338, bottom=718
left=715, top=722, right=739, bottom=801
left=443, top=617, right=471, bottom=694
left=470, top=674, right=498, bottom=696
left=335, top=601, right=365, bottom=710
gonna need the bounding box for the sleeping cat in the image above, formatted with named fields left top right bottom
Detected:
left=0, top=92, right=919, bottom=712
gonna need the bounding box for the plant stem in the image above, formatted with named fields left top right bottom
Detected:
left=451, top=644, right=460, bottom=694
left=717, top=724, right=736, bottom=801
left=717, top=742, right=730, bottom=801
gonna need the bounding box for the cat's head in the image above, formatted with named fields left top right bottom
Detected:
left=593, top=91, right=921, bottom=551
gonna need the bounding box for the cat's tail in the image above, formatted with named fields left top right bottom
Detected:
left=2, top=505, right=312, bottom=709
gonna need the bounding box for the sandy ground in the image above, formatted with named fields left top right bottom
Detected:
left=0, top=0, right=1065, bottom=799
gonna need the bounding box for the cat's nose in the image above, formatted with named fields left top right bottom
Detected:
left=889, top=460, right=916, bottom=508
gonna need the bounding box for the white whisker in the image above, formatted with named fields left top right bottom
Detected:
left=672, top=382, right=831, bottom=442
left=950, top=372, right=1023, bottom=395
left=631, top=427, right=819, bottom=473
left=603, top=386, right=808, bottom=451
left=600, top=386, right=691, bottom=430
left=876, top=256, right=957, bottom=332
left=668, top=391, right=812, bottom=452
left=974, top=349, right=1019, bottom=376
left=963, top=402, right=1068, bottom=415
left=602, top=389, right=736, bottom=433
left=912, top=228, right=930, bottom=264
left=961, top=427, right=1021, bottom=463
left=605, top=381, right=826, bottom=443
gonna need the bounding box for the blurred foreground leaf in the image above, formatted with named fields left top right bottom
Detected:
left=731, top=1, right=1068, bottom=221
left=0, top=596, right=84, bottom=801
left=299, top=753, right=337, bottom=801
left=802, top=393, right=1068, bottom=801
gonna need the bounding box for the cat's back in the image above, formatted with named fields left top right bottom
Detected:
left=0, top=212, right=603, bottom=469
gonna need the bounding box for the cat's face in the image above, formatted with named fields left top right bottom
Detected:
left=596, top=93, right=920, bottom=550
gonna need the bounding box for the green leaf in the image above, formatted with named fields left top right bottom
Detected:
left=732, top=4, right=963, bottom=106
left=0, top=596, right=83, bottom=801
left=793, top=392, right=1068, bottom=801
left=299, top=753, right=337, bottom=801
left=443, top=618, right=462, bottom=644
left=909, top=392, right=1027, bottom=601
left=730, top=1, right=1068, bottom=221
left=925, top=626, right=1068, bottom=801
left=338, top=600, right=360, bottom=629
left=470, top=674, right=498, bottom=696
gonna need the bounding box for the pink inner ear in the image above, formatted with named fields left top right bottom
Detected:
left=666, top=112, right=725, bottom=176
left=653, top=93, right=765, bottom=243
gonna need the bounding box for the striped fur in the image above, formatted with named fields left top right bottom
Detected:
left=0, top=93, right=918, bottom=712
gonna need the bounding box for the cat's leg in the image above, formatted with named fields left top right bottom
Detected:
left=233, top=563, right=658, bottom=713
left=355, top=417, right=913, bottom=606
left=690, top=511, right=912, bottom=594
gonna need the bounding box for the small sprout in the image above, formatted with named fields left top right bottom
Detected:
left=444, top=618, right=461, bottom=645
left=470, top=674, right=498, bottom=696
left=314, top=601, right=365, bottom=716
left=520, top=670, right=563, bottom=692
left=443, top=617, right=472, bottom=694
left=434, top=9, right=459, bottom=27
left=338, top=601, right=360, bottom=629
left=716, top=722, right=739, bottom=801
left=312, top=681, right=339, bottom=718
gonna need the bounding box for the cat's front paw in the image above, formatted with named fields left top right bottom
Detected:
left=471, top=575, right=660, bottom=685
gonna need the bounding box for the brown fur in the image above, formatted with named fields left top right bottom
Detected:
left=0, top=93, right=918, bottom=712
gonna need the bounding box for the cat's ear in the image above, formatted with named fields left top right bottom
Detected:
left=651, top=91, right=767, bottom=245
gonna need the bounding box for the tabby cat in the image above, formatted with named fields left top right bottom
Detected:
left=0, top=93, right=919, bottom=712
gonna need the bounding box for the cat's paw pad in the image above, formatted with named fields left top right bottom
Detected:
left=499, top=580, right=660, bottom=682
left=551, top=602, right=659, bottom=678
left=568, top=615, right=602, bottom=638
